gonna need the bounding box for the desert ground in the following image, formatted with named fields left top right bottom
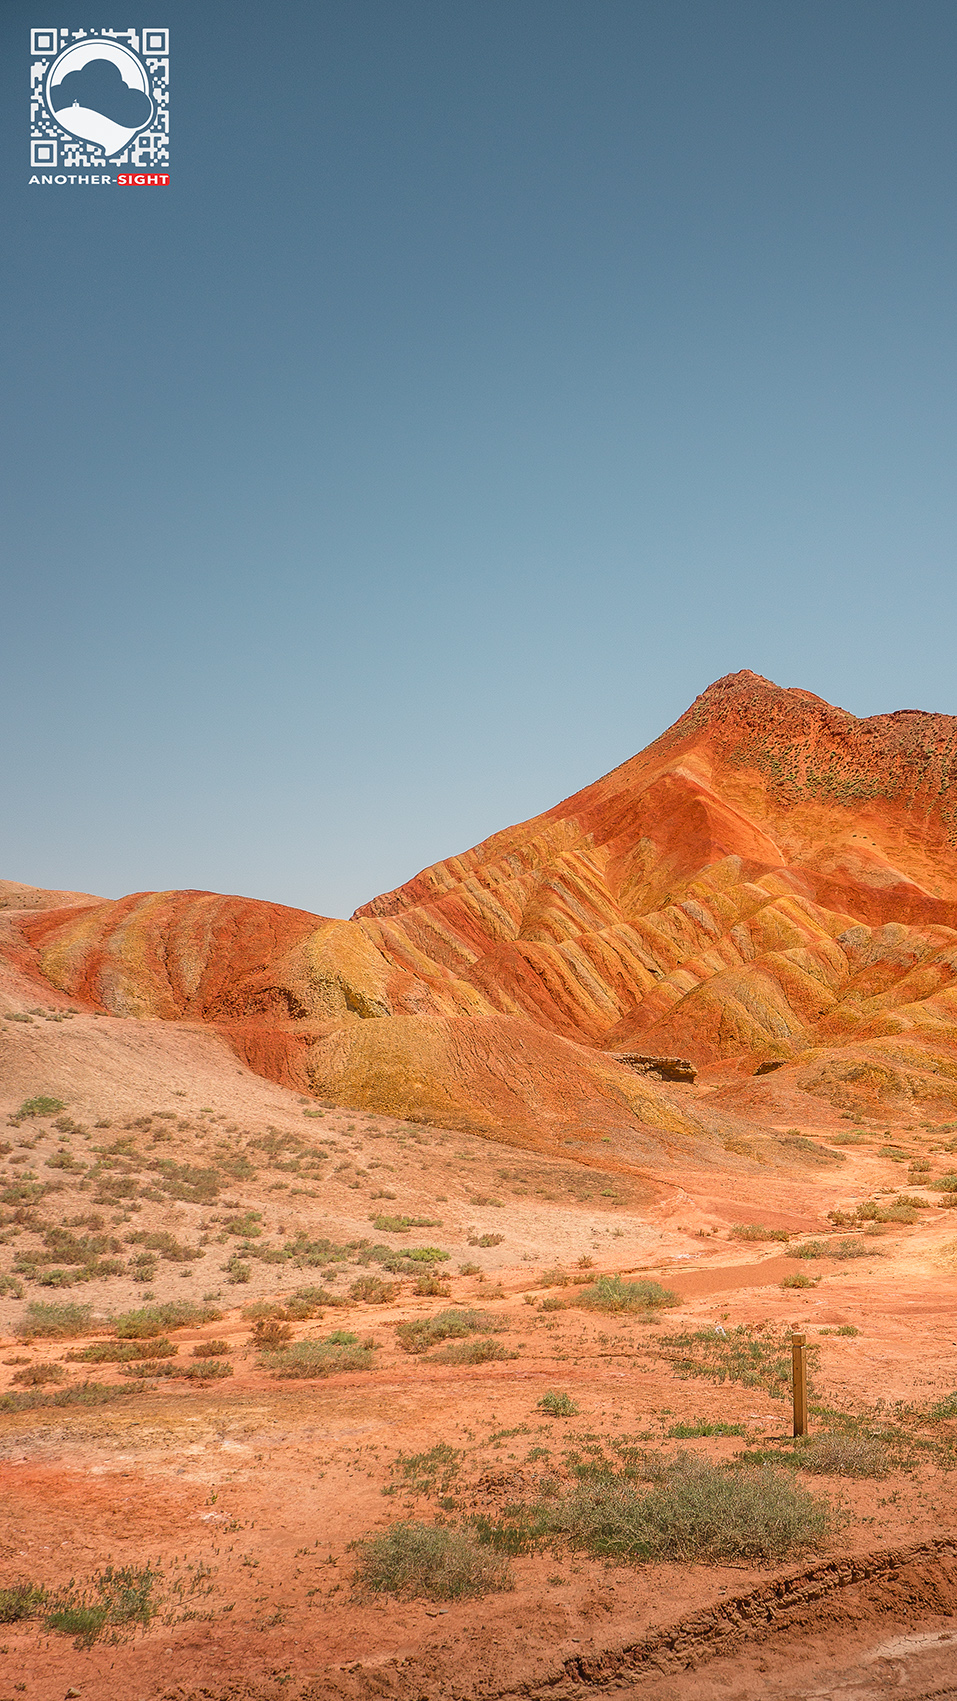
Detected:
left=6, top=674, right=957, bottom=1699
left=2, top=985, right=957, bottom=1701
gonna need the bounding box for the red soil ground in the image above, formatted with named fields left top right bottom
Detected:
left=4, top=674, right=957, bottom=1699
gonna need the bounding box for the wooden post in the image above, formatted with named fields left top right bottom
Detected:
left=791, top=1330, right=808, bottom=1437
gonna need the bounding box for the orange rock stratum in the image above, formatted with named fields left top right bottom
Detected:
left=7, top=670, right=957, bottom=1145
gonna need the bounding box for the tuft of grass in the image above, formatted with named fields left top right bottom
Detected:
left=21, top=1300, right=93, bottom=1338
left=537, top=1390, right=579, bottom=1417
left=260, top=1335, right=378, bottom=1378
left=468, top=1232, right=505, bottom=1248
left=111, top=1300, right=222, bottom=1338
left=794, top=1432, right=897, bottom=1478
left=431, top=1337, right=517, bottom=1365
left=549, top=1456, right=830, bottom=1562
left=44, top=1562, right=162, bottom=1646
left=392, top=1443, right=460, bottom=1496
left=15, top=1097, right=65, bottom=1119
left=353, top=1520, right=512, bottom=1600
left=0, top=1580, right=46, bottom=1622
left=666, top=1420, right=746, bottom=1439
left=371, top=1214, right=442, bottom=1233
left=780, top=1273, right=817, bottom=1289
left=192, top=1339, right=230, bottom=1357
left=729, top=1224, right=790, bottom=1242
left=660, top=1324, right=818, bottom=1402
left=575, top=1276, right=679, bottom=1314
left=413, top=1273, right=451, bottom=1297
left=395, top=1308, right=505, bottom=1355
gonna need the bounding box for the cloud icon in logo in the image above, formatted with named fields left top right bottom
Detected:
left=46, top=40, right=154, bottom=158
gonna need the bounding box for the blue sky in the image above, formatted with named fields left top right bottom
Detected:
left=2, top=1, right=956, bottom=917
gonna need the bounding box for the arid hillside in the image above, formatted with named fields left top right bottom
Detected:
left=6, top=670, right=957, bottom=1145
left=5, top=674, right=957, bottom=1701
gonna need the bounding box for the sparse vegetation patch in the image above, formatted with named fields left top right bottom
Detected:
left=353, top=1521, right=512, bottom=1600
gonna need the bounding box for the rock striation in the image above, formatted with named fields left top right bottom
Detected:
left=6, top=671, right=957, bottom=1144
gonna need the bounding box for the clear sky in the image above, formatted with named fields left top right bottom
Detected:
left=2, top=1, right=956, bottom=918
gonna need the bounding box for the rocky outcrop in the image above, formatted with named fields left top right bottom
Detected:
left=610, top=1054, right=697, bottom=1083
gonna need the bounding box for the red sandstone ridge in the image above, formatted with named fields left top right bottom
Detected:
left=6, top=672, right=957, bottom=1138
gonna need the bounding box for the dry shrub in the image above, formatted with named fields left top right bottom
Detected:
left=12, top=1362, right=65, bottom=1386
left=431, top=1337, right=517, bottom=1366
left=192, top=1339, right=230, bottom=1358
left=353, top=1521, right=512, bottom=1600
left=260, top=1333, right=378, bottom=1378
left=395, top=1308, right=504, bottom=1355
left=795, top=1433, right=897, bottom=1478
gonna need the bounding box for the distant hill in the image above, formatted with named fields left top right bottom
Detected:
left=6, top=671, right=957, bottom=1144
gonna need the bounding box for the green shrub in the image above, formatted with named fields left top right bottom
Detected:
left=192, top=1339, right=229, bottom=1357
left=413, top=1273, right=451, bottom=1297
left=21, top=1300, right=93, bottom=1338
left=112, top=1300, right=222, bottom=1338
left=575, top=1276, right=679, bottom=1314
left=729, top=1224, right=790, bottom=1242
left=395, top=1308, right=504, bottom=1355
left=469, top=1233, right=504, bottom=1248
left=353, top=1520, right=512, bottom=1600
left=781, top=1273, right=817, bottom=1289
left=550, top=1457, right=830, bottom=1562
left=260, top=1336, right=378, bottom=1378
left=16, top=1097, right=65, bottom=1119
left=550, top=1456, right=826, bottom=1558
left=223, top=1211, right=263, bottom=1237
left=537, top=1390, right=579, bottom=1417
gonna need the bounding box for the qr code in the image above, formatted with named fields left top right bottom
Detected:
left=30, top=27, right=169, bottom=170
